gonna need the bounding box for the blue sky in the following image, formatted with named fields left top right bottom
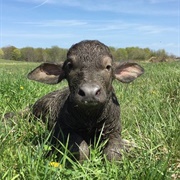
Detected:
left=0, top=0, right=180, bottom=56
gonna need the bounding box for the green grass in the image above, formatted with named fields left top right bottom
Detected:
left=0, top=59, right=179, bottom=179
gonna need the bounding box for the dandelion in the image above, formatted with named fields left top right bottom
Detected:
left=20, top=86, right=24, bottom=90
left=49, top=162, right=62, bottom=168
left=151, top=90, right=156, bottom=94
left=150, top=90, right=159, bottom=95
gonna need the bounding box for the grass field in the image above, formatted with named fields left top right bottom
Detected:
left=0, top=59, right=179, bottom=179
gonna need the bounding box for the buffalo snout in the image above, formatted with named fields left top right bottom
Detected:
left=77, top=83, right=102, bottom=104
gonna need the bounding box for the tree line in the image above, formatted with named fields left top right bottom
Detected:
left=0, top=45, right=175, bottom=62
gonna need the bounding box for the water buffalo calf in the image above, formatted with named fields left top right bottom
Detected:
left=28, top=40, right=144, bottom=162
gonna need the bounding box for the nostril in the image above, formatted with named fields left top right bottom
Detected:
left=78, top=89, right=86, bottom=96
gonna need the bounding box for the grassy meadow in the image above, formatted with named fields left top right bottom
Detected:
left=0, top=59, right=179, bottom=179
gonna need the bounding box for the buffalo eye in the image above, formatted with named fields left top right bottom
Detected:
left=106, top=65, right=112, bottom=71
left=66, top=61, right=73, bottom=71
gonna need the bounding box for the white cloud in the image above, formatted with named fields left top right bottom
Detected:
left=16, top=0, right=54, bottom=4
left=85, top=20, right=177, bottom=35
left=15, top=0, right=56, bottom=9
left=14, top=19, right=178, bottom=35
left=148, top=0, right=177, bottom=4
left=14, top=0, right=178, bottom=16
left=2, top=32, right=74, bottom=39
left=15, top=20, right=87, bottom=27
left=50, top=0, right=178, bottom=16
left=31, top=0, right=50, bottom=9
left=135, top=25, right=177, bottom=34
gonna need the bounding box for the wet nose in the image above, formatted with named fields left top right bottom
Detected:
left=78, top=83, right=101, bottom=98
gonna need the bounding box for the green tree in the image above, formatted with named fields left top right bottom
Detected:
left=58, top=48, right=68, bottom=61
left=21, top=47, right=36, bottom=61
left=12, top=48, right=21, bottom=60
left=126, top=47, right=146, bottom=61
left=156, top=49, right=168, bottom=62
left=2, top=46, right=16, bottom=60
left=0, top=48, right=4, bottom=58
left=143, top=48, right=152, bottom=60
left=115, top=48, right=128, bottom=61
left=35, top=48, right=44, bottom=62
left=48, top=46, right=66, bottom=62
left=109, top=46, right=117, bottom=60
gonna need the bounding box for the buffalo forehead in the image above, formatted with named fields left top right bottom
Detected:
left=67, top=41, right=112, bottom=63
left=67, top=52, right=112, bottom=68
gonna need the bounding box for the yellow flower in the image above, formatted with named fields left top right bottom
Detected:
left=49, top=162, right=61, bottom=168
left=20, top=86, right=24, bottom=90
left=150, top=90, right=159, bottom=95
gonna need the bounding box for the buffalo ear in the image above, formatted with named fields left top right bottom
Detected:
left=114, top=62, right=144, bottom=83
left=27, top=63, right=65, bottom=84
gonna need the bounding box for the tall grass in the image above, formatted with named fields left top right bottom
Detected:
left=0, top=59, right=179, bottom=179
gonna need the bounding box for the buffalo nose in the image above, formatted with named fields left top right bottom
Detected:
left=78, top=83, right=101, bottom=98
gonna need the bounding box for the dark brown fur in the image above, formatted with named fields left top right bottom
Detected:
left=28, top=40, right=144, bottom=162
